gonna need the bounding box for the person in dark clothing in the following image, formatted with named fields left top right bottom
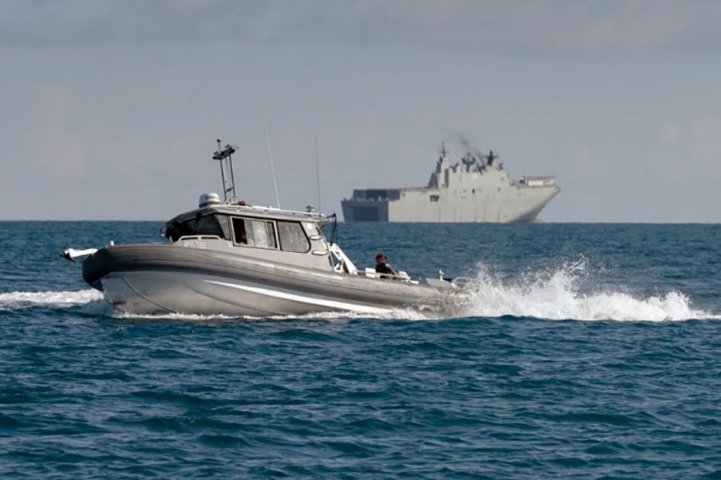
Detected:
left=375, top=252, right=398, bottom=278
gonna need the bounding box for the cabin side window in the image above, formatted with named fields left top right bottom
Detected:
left=277, top=221, right=310, bottom=253
left=232, top=217, right=277, bottom=249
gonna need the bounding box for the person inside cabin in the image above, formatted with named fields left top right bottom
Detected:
left=236, top=221, right=248, bottom=245
left=375, top=252, right=398, bottom=278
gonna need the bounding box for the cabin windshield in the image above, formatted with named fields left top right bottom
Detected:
left=302, top=221, right=321, bottom=238
left=165, top=213, right=228, bottom=242
left=277, top=221, right=310, bottom=253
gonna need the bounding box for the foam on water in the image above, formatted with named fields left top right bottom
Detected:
left=0, top=289, right=104, bottom=311
left=454, top=259, right=717, bottom=322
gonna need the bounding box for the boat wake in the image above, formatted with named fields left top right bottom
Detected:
left=2, top=259, right=717, bottom=323
left=451, top=259, right=718, bottom=322
left=0, top=289, right=105, bottom=312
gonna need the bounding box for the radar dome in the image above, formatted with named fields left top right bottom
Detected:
left=199, top=193, right=221, bottom=208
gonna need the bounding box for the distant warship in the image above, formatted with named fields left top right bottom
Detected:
left=341, top=143, right=559, bottom=223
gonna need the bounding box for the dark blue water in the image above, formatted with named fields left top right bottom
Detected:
left=2, top=221, right=720, bottom=478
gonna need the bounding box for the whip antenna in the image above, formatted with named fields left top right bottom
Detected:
left=314, top=134, right=322, bottom=213
left=263, top=117, right=281, bottom=208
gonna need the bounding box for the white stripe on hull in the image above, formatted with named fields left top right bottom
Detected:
left=204, top=279, right=393, bottom=315
left=102, top=271, right=395, bottom=317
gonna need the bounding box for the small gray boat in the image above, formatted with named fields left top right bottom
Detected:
left=64, top=141, right=464, bottom=317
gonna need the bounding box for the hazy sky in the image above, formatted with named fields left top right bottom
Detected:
left=2, top=0, right=721, bottom=222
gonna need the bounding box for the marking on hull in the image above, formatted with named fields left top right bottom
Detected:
left=185, top=278, right=284, bottom=316
left=205, top=279, right=393, bottom=315
left=102, top=271, right=398, bottom=316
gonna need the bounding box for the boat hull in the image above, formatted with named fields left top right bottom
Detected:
left=83, top=245, right=450, bottom=316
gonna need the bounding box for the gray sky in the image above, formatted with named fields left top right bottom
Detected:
left=2, top=0, right=721, bottom=222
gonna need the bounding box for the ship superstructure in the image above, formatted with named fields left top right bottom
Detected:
left=341, top=143, right=559, bottom=223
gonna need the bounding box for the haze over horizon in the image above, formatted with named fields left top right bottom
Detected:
left=2, top=0, right=721, bottom=222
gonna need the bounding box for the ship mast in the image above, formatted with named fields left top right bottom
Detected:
left=439, top=141, right=448, bottom=159
left=212, top=138, right=238, bottom=203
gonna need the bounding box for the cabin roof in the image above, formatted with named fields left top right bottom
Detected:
left=165, top=203, right=327, bottom=227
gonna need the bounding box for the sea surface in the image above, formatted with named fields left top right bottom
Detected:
left=1, top=221, right=720, bottom=479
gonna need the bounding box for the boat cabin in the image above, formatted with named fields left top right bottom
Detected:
left=163, top=204, right=324, bottom=255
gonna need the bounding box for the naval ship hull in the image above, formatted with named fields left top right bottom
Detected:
left=83, top=245, right=453, bottom=316
left=342, top=184, right=558, bottom=223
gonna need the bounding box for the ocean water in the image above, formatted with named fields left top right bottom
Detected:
left=1, top=221, right=720, bottom=479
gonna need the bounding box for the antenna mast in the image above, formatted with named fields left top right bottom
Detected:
left=263, top=118, right=281, bottom=208
left=212, top=138, right=238, bottom=203
left=314, top=134, right=322, bottom=213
